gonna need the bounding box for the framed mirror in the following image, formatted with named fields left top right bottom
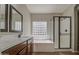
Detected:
left=0, top=4, right=8, bottom=32
left=9, top=5, right=23, bottom=32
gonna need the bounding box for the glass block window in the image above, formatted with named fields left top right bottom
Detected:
left=32, top=21, right=48, bottom=40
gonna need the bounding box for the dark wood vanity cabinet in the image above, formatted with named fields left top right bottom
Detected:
left=27, top=39, right=33, bottom=55
left=2, top=39, right=33, bottom=55
left=28, top=43, right=33, bottom=55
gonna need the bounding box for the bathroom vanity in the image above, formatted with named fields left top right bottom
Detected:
left=0, top=35, right=33, bottom=55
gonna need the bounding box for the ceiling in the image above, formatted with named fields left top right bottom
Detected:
left=26, top=4, right=72, bottom=13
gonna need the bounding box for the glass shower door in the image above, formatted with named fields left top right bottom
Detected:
left=53, top=16, right=71, bottom=49
left=59, top=17, right=71, bottom=48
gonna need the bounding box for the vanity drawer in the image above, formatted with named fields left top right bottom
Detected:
left=18, top=46, right=28, bottom=55
left=27, top=43, right=33, bottom=55
left=2, top=41, right=27, bottom=55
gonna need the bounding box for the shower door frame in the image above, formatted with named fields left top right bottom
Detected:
left=53, top=16, right=72, bottom=49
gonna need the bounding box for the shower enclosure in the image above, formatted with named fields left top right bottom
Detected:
left=53, top=16, right=71, bottom=49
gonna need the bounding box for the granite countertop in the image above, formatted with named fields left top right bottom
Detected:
left=0, top=35, right=33, bottom=55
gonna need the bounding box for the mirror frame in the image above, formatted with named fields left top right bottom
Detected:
left=0, top=4, right=8, bottom=32
left=9, top=5, right=23, bottom=32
